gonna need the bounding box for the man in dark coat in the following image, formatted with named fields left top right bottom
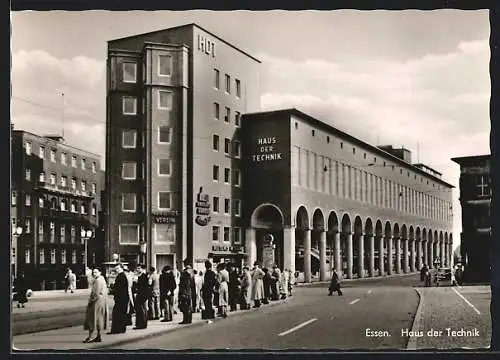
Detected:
left=134, top=264, right=149, bottom=329
left=262, top=268, right=272, bottom=304
left=108, top=263, right=129, bottom=334
left=202, top=260, right=217, bottom=319
left=178, top=261, right=195, bottom=324
left=159, top=265, right=176, bottom=322
left=328, top=269, right=343, bottom=296
left=228, top=264, right=241, bottom=312
left=14, top=272, right=29, bottom=308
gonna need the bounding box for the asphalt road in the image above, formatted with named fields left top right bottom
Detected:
left=115, top=274, right=421, bottom=350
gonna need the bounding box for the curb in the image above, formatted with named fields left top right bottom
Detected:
left=91, top=299, right=288, bottom=350
left=406, top=288, right=424, bottom=351
left=296, top=272, right=418, bottom=286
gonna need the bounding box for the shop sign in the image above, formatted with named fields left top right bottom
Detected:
left=152, top=211, right=178, bottom=224
left=195, top=187, right=211, bottom=226
left=211, top=244, right=243, bottom=253
left=251, top=136, right=283, bottom=162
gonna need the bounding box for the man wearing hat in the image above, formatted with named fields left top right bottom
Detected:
left=178, top=259, right=195, bottom=324
left=201, top=260, right=217, bottom=319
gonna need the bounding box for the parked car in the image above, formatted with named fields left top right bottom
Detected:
left=435, top=267, right=453, bottom=287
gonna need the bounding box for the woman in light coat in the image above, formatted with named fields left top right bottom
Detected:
left=280, top=268, right=289, bottom=300
left=83, top=268, right=109, bottom=343
left=217, top=263, right=230, bottom=318
left=239, top=266, right=252, bottom=310
left=250, top=262, right=265, bottom=308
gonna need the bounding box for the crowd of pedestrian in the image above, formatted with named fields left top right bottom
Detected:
left=79, top=259, right=296, bottom=343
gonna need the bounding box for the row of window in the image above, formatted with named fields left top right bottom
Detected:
left=24, top=170, right=97, bottom=193
left=122, top=91, right=172, bottom=116
left=291, top=146, right=452, bottom=222
left=24, top=142, right=97, bottom=172
left=212, top=226, right=242, bottom=243
left=23, top=248, right=90, bottom=265
left=122, top=54, right=173, bottom=84
left=212, top=166, right=241, bottom=186
left=120, top=192, right=242, bottom=215
left=37, top=222, right=88, bottom=244
left=14, top=192, right=96, bottom=215
left=213, top=69, right=241, bottom=98
left=212, top=103, right=241, bottom=126
left=14, top=217, right=91, bottom=237
left=117, top=223, right=242, bottom=245
left=121, top=159, right=172, bottom=180
left=122, top=127, right=172, bottom=148
left=212, top=135, right=241, bottom=157
left=295, top=122, right=444, bottom=186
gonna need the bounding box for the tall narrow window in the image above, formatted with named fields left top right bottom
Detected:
left=122, top=96, right=137, bottom=115
left=25, top=142, right=32, bottom=155
left=158, top=126, right=172, bottom=144
left=122, top=62, right=137, bottom=83
left=235, top=79, right=241, bottom=98
left=235, top=111, right=241, bottom=127
left=224, top=227, right=230, bottom=242
left=158, top=90, right=172, bottom=110
left=225, top=74, right=231, bottom=93
left=122, top=193, right=136, bottom=212
left=213, top=103, right=220, bottom=120
left=122, top=130, right=137, bottom=148
left=213, top=165, right=219, bottom=181
left=213, top=197, right=219, bottom=212
left=212, top=134, right=220, bottom=151
left=122, top=162, right=137, bottom=180
left=224, top=107, right=230, bottom=123
left=158, top=54, right=172, bottom=76
left=213, top=69, right=220, bottom=89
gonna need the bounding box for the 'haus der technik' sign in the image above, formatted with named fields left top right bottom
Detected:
left=251, top=137, right=284, bottom=162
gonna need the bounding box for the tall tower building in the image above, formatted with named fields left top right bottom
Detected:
left=105, top=23, right=261, bottom=271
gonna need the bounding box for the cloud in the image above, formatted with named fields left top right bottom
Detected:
left=11, top=49, right=106, bottom=164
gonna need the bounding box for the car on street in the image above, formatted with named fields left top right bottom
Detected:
left=435, top=267, right=453, bottom=286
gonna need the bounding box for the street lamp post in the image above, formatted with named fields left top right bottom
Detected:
left=12, top=226, right=23, bottom=280
left=81, top=229, right=93, bottom=271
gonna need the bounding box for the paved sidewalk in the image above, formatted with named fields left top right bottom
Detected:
left=13, top=299, right=288, bottom=351
left=409, top=285, right=491, bottom=350
left=296, top=271, right=417, bottom=286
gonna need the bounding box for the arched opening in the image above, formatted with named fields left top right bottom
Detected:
left=250, top=203, right=285, bottom=270
left=384, top=221, right=392, bottom=274
left=401, top=225, right=408, bottom=273
left=294, top=206, right=309, bottom=276
left=409, top=226, right=415, bottom=271
left=311, top=209, right=325, bottom=278
left=375, top=220, right=383, bottom=275
left=327, top=211, right=339, bottom=277
left=393, top=223, right=400, bottom=273
left=353, top=216, right=363, bottom=278
left=364, top=218, right=374, bottom=277
left=341, top=214, right=352, bottom=278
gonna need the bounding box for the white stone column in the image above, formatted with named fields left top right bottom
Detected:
left=358, top=233, right=365, bottom=278
left=369, top=234, right=375, bottom=277
left=245, top=227, right=257, bottom=267
left=429, top=241, right=434, bottom=267
left=410, top=239, right=416, bottom=272
left=319, top=230, right=327, bottom=281
left=347, top=232, right=353, bottom=279
left=395, top=237, right=401, bottom=274
left=378, top=236, right=384, bottom=276
left=304, top=229, right=312, bottom=283
left=283, top=226, right=296, bottom=273
left=441, top=240, right=445, bottom=266
left=387, top=236, right=393, bottom=275
left=334, top=231, right=341, bottom=275
left=403, top=237, right=409, bottom=273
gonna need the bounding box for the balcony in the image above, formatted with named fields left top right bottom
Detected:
left=37, top=183, right=94, bottom=199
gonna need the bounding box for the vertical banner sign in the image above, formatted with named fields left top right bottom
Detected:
left=195, top=187, right=211, bottom=226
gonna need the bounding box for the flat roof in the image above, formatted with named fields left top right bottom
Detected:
left=451, top=154, right=491, bottom=164
left=13, top=130, right=101, bottom=160
left=108, top=23, right=261, bottom=64
left=243, top=108, right=454, bottom=188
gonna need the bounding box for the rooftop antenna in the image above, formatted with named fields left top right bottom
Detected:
left=417, top=141, right=420, bottom=163
left=61, top=92, right=65, bottom=139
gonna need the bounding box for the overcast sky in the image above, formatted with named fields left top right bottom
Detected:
left=11, top=10, right=491, bottom=251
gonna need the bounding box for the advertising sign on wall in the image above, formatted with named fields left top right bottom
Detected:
left=195, top=187, right=211, bottom=226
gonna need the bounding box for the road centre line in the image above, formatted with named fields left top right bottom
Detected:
left=452, top=287, right=481, bottom=315
left=349, top=298, right=360, bottom=305
left=278, top=318, right=317, bottom=337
